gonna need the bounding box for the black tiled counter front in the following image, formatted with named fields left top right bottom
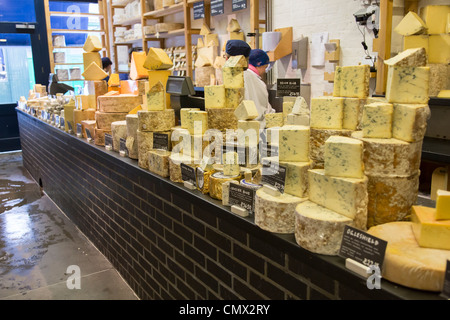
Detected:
left=16, top=109, right=444, bottom=300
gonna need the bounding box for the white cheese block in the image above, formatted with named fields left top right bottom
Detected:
left=111, top=120, right=128, bottom=152
left=309, top=128, right=353, bottom=163
left=392, top=103, right=430, bottom=142
left=310, top=97, right=344, bottom=129
left=254, top=187, right=307, bottom=234
left=367, top=221, right=450, bottom=292
left=278, top=125, right=310, bottom=162
left=234, top=100, right=259, bottom=120
left=351, top=131, right=423, bottom=176
left=308, top=169, right=368, bottom=230
left=138, top=109, right=175, bottom=132
left=384, top=47, right=427, bottom=67
left=225, top=88, right=245, bottom=109
left=126, top=114, right=139, bottom=159
left=294, top=201, right=355, bottom=256
left=205, top=85, right=226, bottom=109
left=207, top=108, right=238, bottom=131
left=148, top=149, right=171, bottom=177
left=386, top=66, right=430, bottom=104
left=361, top=102, right=394, bottom=139
left=97, top=94, right=142, bottom=113
left=323, top=136, right=364, bottom=179
left=265, top=113, right=284, bottom=128
left=367, top=171, right=420, bottom=228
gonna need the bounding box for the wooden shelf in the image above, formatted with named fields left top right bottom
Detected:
left=51, top=29, right=105, bottom=34
left=143, top=3, right=184, bottom=19
left=144, top=28, right=186, bottom=39
left=113, top=16, right=141, bottom=26
left=54, top=63, right=83, bottom=65
left=187, top=0, right=211, bottom=5
left=50, top=11, right=103, bottom=18
left=115, top=38, right=143, bottom=45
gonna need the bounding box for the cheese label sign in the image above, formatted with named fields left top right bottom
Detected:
left=276, top=78, right=301, bottom=97
left=229, top=183, right=255, bottom=213
left=339, top=225, right=387, bottom=270
left=85, top=128, right=93, bottom=142
left=261, top=161, right=286, bottom=193
left=232, top=0, right=247, bottom=11
left=181, top=163, right=196, bottom=186
left=105, top=133, right=113, bottom=150
left=67, top=121, right=73, bottom=133
left=193, top=1, right=205, bottom=20
left=210, top=0, right=224, bottom=16
left=442, top=260, right=450, bottom=299
left=60, top=117, right=65, bottom=129
left=153, top=133, right=169, bottom=151
left=196, top=167, right=205, bottom=189
left=76, top=123, right=83, bottom=137
left=119, top=138, right=128, bottom=157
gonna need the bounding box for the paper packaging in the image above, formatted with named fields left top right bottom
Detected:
left=262, top=32, right=282, bottom=52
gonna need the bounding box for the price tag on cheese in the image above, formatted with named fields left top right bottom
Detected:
left=181, top=163, right=196, bottom=186
left=76, top=123, right=83, bottom=138
left=232, top=0, right=247, bottom=11
left=119, top=138, right=128, bottom=157
left=60, top=117, right=65, bottom=130
left=55, top=115, right=60, bottom=127
left=229, top=183, right=255, bottom=213
left=261, top=160, right=286, bottom=193
left=67, top=121, right=73, bottom=134
left=339, top=225, right=387, bottom=271
left=153, top=132, right=170, bottom=151
left=105, top=133, right=113, bottom=151
left=441, top=260, right=450, bottom=299
left=85, top=128, right=93, bottom=143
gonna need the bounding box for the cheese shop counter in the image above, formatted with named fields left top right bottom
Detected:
left=16, top=108, right=446, bottom=300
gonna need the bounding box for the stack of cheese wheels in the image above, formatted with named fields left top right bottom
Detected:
left=137, top=81, right=175, bottom=172
left=352, top=47, right=430, bottom=228
left=309, top=65, right=371, bottom=168
left=295, top=136, right=369, bottom=255
left=95, top=92, right=141, bottom=146
left=255, top=125, right=310, bottom=234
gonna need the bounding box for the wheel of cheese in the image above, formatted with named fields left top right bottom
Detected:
left=206, top=108, right=238, bottom=131
left=97, top=94, right=142, bottom=113
left=94, top=127, right=111, bottom=146
left=309, top=128, right=353, bottom=162
left=294, top=200, right=355, bottom=256
left=367, top=221, right=450, bottom=292
left=209, top=172, right=241, bottom=200
left=254, top=187, right=307, bottom=234
left=138, top=109, right=175, bottom=132
left=148, top=149, right=171, bottom=178
left=168, top=154, right=198, bottom=183
left=367, top=171, right=420, bottom=228
left=352, top=130, right=423, bottom=176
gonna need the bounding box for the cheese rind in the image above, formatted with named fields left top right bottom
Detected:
left=255, top=187, right=307, bottom=234
left=207, top=108, right=238, bottom=131
left=126, top=114, right=139, bottom=159
left=97, top=94, right=142, bottom=113
left=278, top=125, right=310, bottom=162
left=309, top=128, right=353, bottom=163
left=225, top=88, right=245, bottom=109
left=94, top=127, right=111, bottom=146
left=310, top=97, right=344, bottom=129
left=295, top=201, right=355, bottom=255
left=323, top=136, right=364, bottom=179
left=384, top=47, right=427, bottom=67
left=95, top=111, right=127, bottom=130
left=148, top=149, right=171, bottom=177
left=111, top=120, right=128, bottom=152
left=309, top=169, right=368, bottom=230
left=386, top=66, right=429, bottom=104
left=209, top=172, right=241, bottom=200
left=138, top=109, right=175, bottom=132
left=361, top=102, right=394, bottom=139
left=392, top=103, right=430, bottom=142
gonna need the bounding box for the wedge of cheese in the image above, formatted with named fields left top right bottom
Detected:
left=146, top=81, right=165, bottom=111
left=386, top=66, right=429, bottom=104
left=361, top=102, right=394, bottom=139
left=392, top=103, right=430, bottom=142
left=278, top=125, right=310, bottom=162
left=204, top=85, right=226, bottom=109
left=83, top=52, right=102, bottom=70
left=234, top=100, right=258, bottom=120
left=83, top=35, right=102, bottom=52
left=310, top=97, right=344, bottom=129
left=394, top=11, right=427, bottom=36
left=421, top=5, right=450, bottom=34
left=384, top=47, right=427, bottom=67
left=333, top=65, right=370, bottom=99
left=82, top=61, right=108, bottom=81
left=323, top=136, right=364, bottom=179
left=143, top=47, right=173, bottom=70
left=129, top=51, right=148, bottom=80
left=108, top=73, right=120, bottom=87
left=309, top=128, right=353, bottom=163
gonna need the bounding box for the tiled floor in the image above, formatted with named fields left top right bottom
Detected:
left=0, top=151, right=138, bottom=300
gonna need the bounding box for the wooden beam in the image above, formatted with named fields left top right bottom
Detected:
left=43, top=0, right=54, bottom=73
left=404, top=0, right=418, bottom=14
left=184, top=0, right=193, bottom=79
left=250, top=0, right=260, bottom=49
left=375, top=0, right=393, bottom=95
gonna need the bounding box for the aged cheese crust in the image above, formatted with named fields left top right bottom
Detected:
left=111, top=120, right=127, bottom=152
left=168, top=154, right=197, bottom=183
left=137, top=130, right=171, bottom=169
left=367, top=171, right=420, bottom=228
left=207, top=108, right=238, bottom=131
left=392, top=103, right=430, bottom=142
left=309, top=128, right=353, bottom=163
left=94, top=127, right=111, bottom=146
left=95, top=111, right=127, bottom=130
left=254, top=187, right=307, bottom=234
left=352, top=131, right=423, bottom=176
left=97, top=94, right=142, bottom=113
left=367, top=221, right=450, bottom=292
left=148, top=149, right=171, bottom=177
left=295, top=201, right=355, bottom=256
left=126, top=114, right=139, bottom=159
left=265, top=113, right=284, bottom=128
left=138, top=109, right=175, bottom=132
left=209, top=172, right=241, bottom=200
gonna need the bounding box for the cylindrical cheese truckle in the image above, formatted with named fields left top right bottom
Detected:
left=95, top=111, right=127, bottom=130
left=97, top=94, right=142, bottom=113
left=111, top=120, right=127, bottom=152
left=209, top=171, right=241, bottom=200
left=254, top=187, right=307, bottom=234
left=309, top=128, right=353, bottom=163
left=148, top=149, right=171, bottom=178
left=126, top=114, right=139, bottom=159
left=351, top=130, right=423, bottom=176
left=138, top=109, right=175, bottom=132
left=366, top=171, right=420, bottom=228
left=94, top=127, right=111, bottom=146
left=294, top=200, right=355, bottom=256
left=368, top=221, right=450, bottom=292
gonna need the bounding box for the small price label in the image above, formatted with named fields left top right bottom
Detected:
left=276, top=78, right=301, bottom=97
left=60, top=117, right=65, bottom=130
left=76, top=123, right=82, bottom=137
left=229, top=183, right=255, bottom=213
left=153, top=133, right=170, bottom=151
left=441, top=260, right=450, bottom=299
left=232, top=0, right=247, bottom=11
left=181, top=163, right=196, bottom=186
left=119, top=138, right=128, bottom=157
left=338, top=225, right=387, bottom=270
left=105, top=133, right=113, bottom=150
left=85, top=128, right=93, bottom=142
left=210, top=0, right=224, bottom=16
left=261, top=160, right=286, bottom=193
left=193, top=1, right=205, bottom=19
left=67, top=121, right=73, bottom=133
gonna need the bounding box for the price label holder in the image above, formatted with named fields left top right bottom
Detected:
left=60, top=117, right=65, bottom=131
left=85, top=128, right=93, bottom=143
left=55, top=115, right=60, bottom=128
left=193, top=1, right=205, bottom=20
left=181, top=163, right=196, bottom=190
left=47, top=112, right=51, bottom=123
left=67, top=121, right=73, bottom=134
left=276, top=78, right=301, bottom=97
left=260, top=159, right=286, bottom=194
left=119, top=138, right=128, bottom=157
left=232, top=0, right=247, bottom=11
left=441, top=260, right=450, bottom=299
left=153, top=132, right=169, bottom=151
left=105, top=133, right=113, bottom=151
left=210, top=0, right=224, bottom=16
left=76, top=123, right=83, bottom=138
left=40, top=110, right=45, bottom=120
left=229, top=183, right=255, bottom=218
left=338, top=225, right=387, bottom=279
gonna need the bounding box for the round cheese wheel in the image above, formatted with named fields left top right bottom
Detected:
left=368, top=221, right=450, bottom=292
left=209, top=172, right=241, bottom=200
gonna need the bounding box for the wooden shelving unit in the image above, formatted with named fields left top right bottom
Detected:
left=44, top=0, right=110, bottom=81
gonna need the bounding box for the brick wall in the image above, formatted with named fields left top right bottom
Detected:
left=18, top=110, right=413, bottom=300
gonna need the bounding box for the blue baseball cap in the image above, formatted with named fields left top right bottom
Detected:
left=225, top=40, right=251, bottom=57
left=249, top=49, right=270, bottom=67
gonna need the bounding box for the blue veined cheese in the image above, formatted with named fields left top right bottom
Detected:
left=361, top=102, right=394, bottom=139
left=386, top=66, right=430, bottom=104
left=308, top=169, right=368, bottom=230
left=392, top=103, right=430, bottom=142
left=291, top=96, right=309, bottom=115
left=264, top=113, right=284, bottom=128
left=351, top=130, right=423, bottom=176
left=336, top=65, right=370, bottom=99
left=310, top=97, right=344, bottom=129
left=146, top=81, right=165, bottom=111
left=294, top=201, right=355, bottom=256
left=324, top=135, right=364, bottom=179
left=384, top=47, right=427, bottom=67
left=237, top=120, right=260, bottom=147
left=185, top=110, right=208, bottom=135
left=222, top=151, right=240, bottom=176
left=343, top=98, right=365, bottom=130
left=278, top=125, right=310, bottom=162
left=180, top=108, right=200, bottom=128
left=223, top=55, right=248, bottom=68
left=234, top=100, right=259, bottom=120
left=282, top=100, right=295, bottom=122
left=205, top=85, right=226, bottom=109
left=262, top=156, right=311, bottom=198
left=286, top=113, right=309, bottom=126
left=225, top=88, right=245, bottom=109
left=255, top=187, right=308, bottom=234
left=222, top=67, right=244, bottom=89
left=333, top=66, right=342, bottom=96
left=310, top=128, right=353, bottom=163
left=138, top=109, right=175, bottom=132
left=148, top=149, right=171, bottom=178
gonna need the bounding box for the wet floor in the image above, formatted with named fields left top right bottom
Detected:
left=0, top=151, right=138, bottom=300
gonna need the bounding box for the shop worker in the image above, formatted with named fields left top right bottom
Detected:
left=102, top=57, right=112, bottom=83
left=244, top=48, right=275, bottom=128
left=224, top=39, right=251, bottom=62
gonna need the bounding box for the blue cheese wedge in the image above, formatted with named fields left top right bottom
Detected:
left=392, top=103, right=430, bottom=142
left=225, top=88, right=245, bottom=109
left=337, top=65, right=370, bottom=98
left=386, top=66, right=430, bottom=104
left=361, top=102, right=394, bottom=138
left=234, top=100, right=259, bottom=120
left=310, top=97, right=344, bottom=129
left=278, top=125, right=310, bottom=162
left=323, top=135, right=364, bottom=179
left=205, top=85, right=226, bottom=109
